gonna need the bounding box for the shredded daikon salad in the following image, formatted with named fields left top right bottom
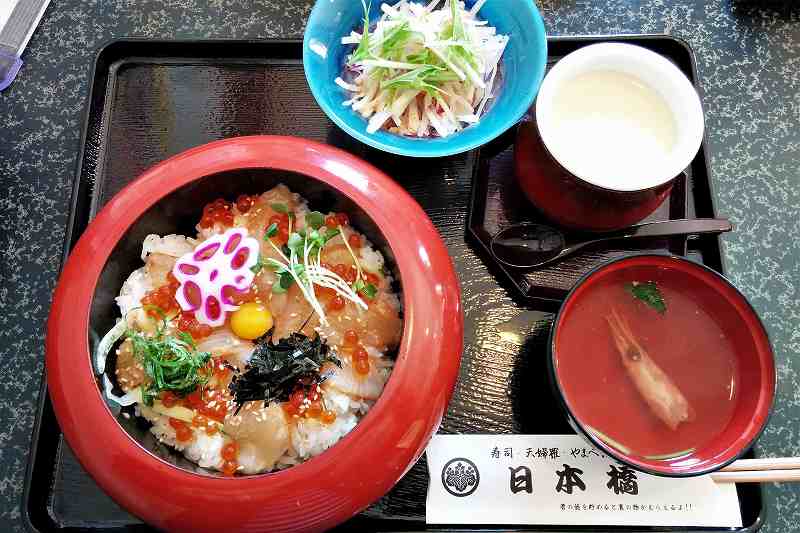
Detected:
left=336, top=0, right=508, bottom=138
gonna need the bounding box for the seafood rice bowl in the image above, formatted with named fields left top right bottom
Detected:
left=47, top=136, right=462, bottom=531
left=97, top=184, right=403, bottom=476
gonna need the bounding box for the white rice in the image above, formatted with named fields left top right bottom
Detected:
left=140, top=405, right=226, bottom=471
left=116, top=234, right=196, bottom=316
left=115, top=267, right=151, bottom=317
left=141, top=233, right=196, bottom=261
left=359, top=245, right=385, bottom=273
left=291, top=410, right=359, bottom=459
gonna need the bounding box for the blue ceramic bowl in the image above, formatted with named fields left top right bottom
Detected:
left=303, top=0, right=547, bottom=157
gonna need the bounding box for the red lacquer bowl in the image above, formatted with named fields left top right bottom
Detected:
left=514, top=118, right=675, bottom=231
left=515, top=43, right=705, bottom=232
left=549, top=254, right=775, bottom=477
left=46, top=136, right=463, bottom=532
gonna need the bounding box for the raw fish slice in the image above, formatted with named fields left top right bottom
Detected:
left=224, top=402, right=290, bottom=473
left=195, top=326, right=254, bottom=371
left=270, top=283, right=320, bottom=341
left=317, top=292, right=402, bottom=352
left=145, top=252, right=177, bottom=288
left=322, top=356, right=392, bottom=400
left=606, top=308, right=694, bottom=431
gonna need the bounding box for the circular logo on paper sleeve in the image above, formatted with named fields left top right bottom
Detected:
left=441, top=457, right=480, bottom=497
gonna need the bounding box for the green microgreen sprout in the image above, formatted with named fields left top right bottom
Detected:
left=262, top=213, right=367, bottom=326
left=338, top=224, right=378, bottom=300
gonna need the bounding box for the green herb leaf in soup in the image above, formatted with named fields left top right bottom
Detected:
left=625, top=281, right=666, bottom=314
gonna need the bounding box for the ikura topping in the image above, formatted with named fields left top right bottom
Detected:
left=173, top=228, right=260, bottom=327
left=347, top=234, right=362, bottom=249
left=281, top=383, right=336, bottom=424
left=169, top=417, right=193, bottom=443
left=235, top=194, right=255, bottom=213
left=199, top=199, right=234, bottom=229
left=221, top=441, right=240, bottom=476
left=176, top=310, right=212, bottom=340
left=209, top=356, right=232, bottom=382
left=141, top=273, right=180, bottom=318
left=183, top=386, right=229, bottom=423
left=192, top=414, right=219, bottom=436
left=268, top=212, right=291, bottom=245
left=353, top=345, right=370, bottom=375
left=160, top=391, right=179, bottom=408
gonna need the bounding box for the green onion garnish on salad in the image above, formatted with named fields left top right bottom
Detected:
left=337, top=0, right=508, bottom=138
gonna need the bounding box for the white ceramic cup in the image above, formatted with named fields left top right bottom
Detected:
left=535, top=42, right=705, bottom=192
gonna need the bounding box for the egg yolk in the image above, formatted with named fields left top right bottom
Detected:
left=230, top=302, right=272, bottom=340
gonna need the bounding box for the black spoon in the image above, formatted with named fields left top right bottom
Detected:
left=490, top=218, right=733, bottom=269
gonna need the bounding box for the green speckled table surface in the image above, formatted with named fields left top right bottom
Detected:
left=0, top=0, right=797, bottom=531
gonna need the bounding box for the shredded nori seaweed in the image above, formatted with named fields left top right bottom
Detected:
left=228, top=329, right=341, bottom=413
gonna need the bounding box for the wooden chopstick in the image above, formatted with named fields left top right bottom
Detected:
left=711, top=457, right=800, bottom=483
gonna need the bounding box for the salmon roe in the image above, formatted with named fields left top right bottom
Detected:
left=221, top=441, right=239, bottom=462
left=141, top=277, right=180, bottom=318
left=281, top=385, right=337, bottom=424
left=324, top=212, right=349, bottom=229
left=176, top=310, right=212, bottom=340
left=182, top=386, right=229, bottom=423
left=348, top=234, right=362, bottom=249
left=221, top=460, right=238, bottom=476
left=353, top=345, right=370, bottom=375
left=268, top=212, right=291, bottom=244
left=236, top=194, right=254, bottom=213
left=199, top=198, right=235, bottom=229
left=160, top=391, right=178, bottom=408
left=169, top=417, right=193, bottom=443
left=344, top=329, right=359, bottom=345
left=328, top=295, right=345, bottom=312
left=354, top=359, right=370, bottom=375
left=208, top=357, right=231, bottom=381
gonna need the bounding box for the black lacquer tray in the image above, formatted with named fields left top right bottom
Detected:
left=24, top=37, right=764, bottom=532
